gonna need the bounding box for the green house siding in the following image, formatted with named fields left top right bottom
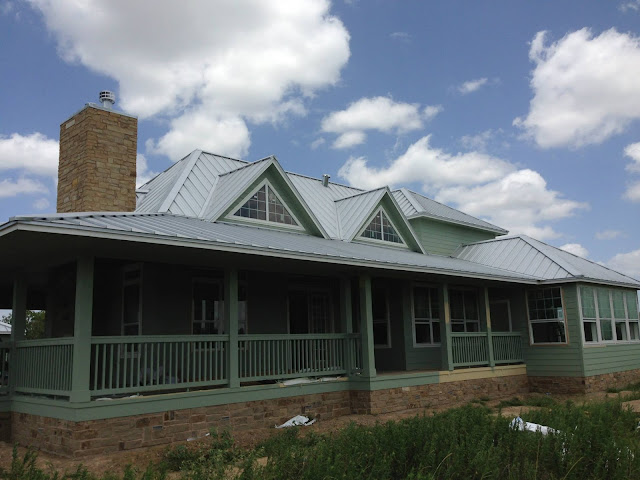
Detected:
left=579, top=284, right=640, bottom=377
left=408, top=217, right=495, bottom=256
left=520, top=284, right=584, bottom=377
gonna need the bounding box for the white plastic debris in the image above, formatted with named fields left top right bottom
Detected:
left=510, top=416, right=558, bottom=435
left=275, top=415, right=317, bottom=428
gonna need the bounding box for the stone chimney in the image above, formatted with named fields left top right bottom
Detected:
left=57, top=92, right=138, bottom=213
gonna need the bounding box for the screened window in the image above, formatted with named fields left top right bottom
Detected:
left=288, top=290, right=333, bottom=334
left=580, top=286, right=640, bottom=344
left=122, top=265, right=142, bottom=336
left=372, top=288, right=391, bottom=347
left=449, top=289, right=479, bottom=333
left=234, top=183, right=298, bottom=226
left=413, top=286, right=440, bottom=345
left=360, top=209, right=404, bottom=244
left=193, top=280, right=223, bottom=334
left=527, top=287, right=566, bottom=344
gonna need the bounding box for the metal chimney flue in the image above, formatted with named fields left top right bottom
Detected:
left=99, top=90, right=115, bottom=109
left=322, top=174, right=330, bottom=187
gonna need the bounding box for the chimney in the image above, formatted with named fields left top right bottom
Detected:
left=322, top=174, right=330, bottom=187
left=57, top=91, right=138, bottom=213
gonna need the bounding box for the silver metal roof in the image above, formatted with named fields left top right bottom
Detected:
left=455, top=235, right=640, bottom=288
left=335, top=189, right=386, bottom=240
left=394, top=189, right=507, bottom=234
left=4, top=213, right=542, bottom=283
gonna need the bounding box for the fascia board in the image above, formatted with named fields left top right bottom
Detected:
left=7, top=221, right=540, bottom=285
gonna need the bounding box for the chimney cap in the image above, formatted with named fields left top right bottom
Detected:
left=99, top=90, right=115, bottom=109
left=322, top=174, right=330, bottom=187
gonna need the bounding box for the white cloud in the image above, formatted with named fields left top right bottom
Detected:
left=559, top=243, right=589, bottom=258
left=515, top=28, right=640, bottom=148
left=28, top=0, right=350, bottom=160
left=338, top=136, right=587, bottom=240
left=339, top=135, right=513, bottom=190
left=0, top=178, right=48, bottom=198
left=457, top=78, right=488, bottom=95
left=310, top=137, right=326, bottom=150
left=390, top=32, right=411, bottom=42
left=625, top=142, right=640, bottom=173
left=596, top=230, right=623, bottom=240
left=136, top=154, right=158, bottom=188
left=607, top=248, right=640, bottom=280
left=32, top=197, right=50, bottom=210
left=0, top=133, right=58, bottom=177
left=625, top=181, right=640, bottom=202
left=620, top=0, right=640, bottom=12
left=322, top=97, right=441, bottom=149
left=459, top=129, right=502, bottom=152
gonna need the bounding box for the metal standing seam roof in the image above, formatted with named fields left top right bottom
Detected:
left=455, top=235, right=640, bottom=287
left=335, top=188, right=387, bottom=240
left=394, top=188, right=508, bottom=234
left=4, top=213, right=543, bottom=283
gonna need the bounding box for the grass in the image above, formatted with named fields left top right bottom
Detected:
left=4, top=397, right=640, bottom=479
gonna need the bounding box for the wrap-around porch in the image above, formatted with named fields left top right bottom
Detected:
left=0, top=255, right=525, bottom=403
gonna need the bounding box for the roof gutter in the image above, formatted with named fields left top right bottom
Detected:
left=0, top=220, right=541, bottom=285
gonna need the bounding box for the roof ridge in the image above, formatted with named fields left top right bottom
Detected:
left=217, top=156, right=273, bottom=177
left=334, top=186, right=389, bottom=202
left=285, top=171, right=365, bottom=191
left=199, top=150, right=249, bottom=164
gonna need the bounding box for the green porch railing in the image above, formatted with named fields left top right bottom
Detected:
left=0, top=342, right=10, bottom=395
left=90, top=335, right=228, bottom=396
left=14, top=338, right=73, bottom=396
left=238, top=334, right=362, bottom=382
left=492, top=332, right=524, bottom=364
left=451, top=333, right=489, bottom=367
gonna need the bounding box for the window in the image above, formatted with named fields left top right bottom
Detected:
left=580, top=286, right=640, bottom=344
left=449, top=289, right=479, bottom=332
left=360, top=208, right=404, bottom=245
left=490, top=300, right=512, bottom=332
left=288, top=289, right=333, bottom=334
left=527, top=287, right=566, bottom=344
left=372, top=288, right=391, bottom=347
left=412, top=286, right=440, bottom=346
left=233, top=181, right=299, bottom=227
left=193, top=279, right=224, bottom=334
left=122, top=264, right=142, bottom=336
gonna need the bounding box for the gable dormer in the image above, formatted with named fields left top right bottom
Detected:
left=335, top=188, right=425, bottom=253
left=204, top=156, right=328, bottom=238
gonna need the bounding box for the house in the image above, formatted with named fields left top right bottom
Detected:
left=0, top=95, right=639, bottom=457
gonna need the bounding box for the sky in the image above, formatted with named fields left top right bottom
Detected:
left=1, top=0, right=640, bottom=281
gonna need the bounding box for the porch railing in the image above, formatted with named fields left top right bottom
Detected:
left=239, top=334, right=362, bottom=382
left=90, top=335, right=229, bottom=396
left=451, top=332, right=523, bottom=367
left=0, top=342, right=10, bottom=395
left=13, top=338, right=73, bottom=396
left=492, top=332, right=524, bottom=364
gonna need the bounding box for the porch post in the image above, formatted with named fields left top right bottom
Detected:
left=359, top=275, right=376, bottom=378
left=339, top=277, right=354, bottom=375
left=70, top=257, right=94, bottom=403
left=9, top=277, right=27, bottom=394
left=225, top=269, right=239, bottom=388
left=483, top=287, right=496, bottom=368
left=441, top=284, right=454, bottom=371
left=11, top=277, right=27, bottom=342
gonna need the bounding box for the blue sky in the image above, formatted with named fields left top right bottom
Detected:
left=1, top=0, right=640, bottom=279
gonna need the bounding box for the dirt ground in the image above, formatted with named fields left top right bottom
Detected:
left=0, top=390, right=631, bottom=477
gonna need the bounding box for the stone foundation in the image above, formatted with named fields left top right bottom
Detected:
left=584, top=368, right=640, bottom=393
left=530, top=368, right=640, bottom=394
left=353, top=373, right=529, bottom=415
left=11, top=391, right=351, bottom=458
left=0, top=411, right=10, bottom=443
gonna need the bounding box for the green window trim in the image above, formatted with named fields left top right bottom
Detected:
left=449, top=288, right=480, bottom=333
left=411, top=284, right=441, bottom=347
left=580, top=286, right=640, bottom=345
left=526, top=287, right=568, bottom=345
left=356, top=207, right=408, bottom=248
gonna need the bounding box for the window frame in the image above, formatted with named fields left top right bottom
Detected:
left=121, top=263, right=143, bottom=337
left=526, top=287, right=568, bottom=345
left=411, top=284, right=441, bottom=348
left=191, top=277, right=225, bottom=335
left=230, top=179, right=304, bottom=231
left=372, top=287, right=392, bottom=349
left=356, top=206, right=409, bottom=249
left=579, top=285, right=640, bottom=346
left=449, top=287, right=480, bottom=333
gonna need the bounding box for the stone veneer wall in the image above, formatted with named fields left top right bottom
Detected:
left=529, top=368, right=640, bottom=394
left=0, top=411, right=10, bottom=443
left=57, top=105, right=137, bottom=213
left=352, top=374, right=529, bottom=415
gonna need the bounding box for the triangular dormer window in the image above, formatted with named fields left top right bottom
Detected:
left=360, top=208, right=404, bottom=245
left=233, top=181, right=300, bottom=227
